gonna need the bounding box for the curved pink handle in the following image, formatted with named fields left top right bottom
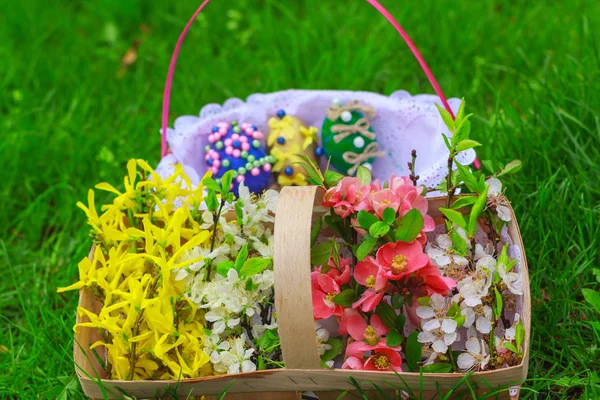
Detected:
left=161, top=0, right=455, bottom=157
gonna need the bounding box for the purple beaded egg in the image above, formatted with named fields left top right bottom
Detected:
left=204, top=120, right=274, bottom=195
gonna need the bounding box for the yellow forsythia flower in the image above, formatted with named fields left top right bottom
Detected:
left=59, top=160, right=213, bottom=380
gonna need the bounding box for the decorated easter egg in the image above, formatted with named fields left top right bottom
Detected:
left=320, top=100, right=385, bottom=175
left=267, top=109, right=318, bottom=186
left=204, top=121, right=274, bottom=195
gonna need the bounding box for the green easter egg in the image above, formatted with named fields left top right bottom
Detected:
left=321, top=110, right=377, bottom=175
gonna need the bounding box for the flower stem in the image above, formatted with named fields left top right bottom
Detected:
left=206, top=198, right=226, bottom=280
left=408, top=149, right=419, bottom=186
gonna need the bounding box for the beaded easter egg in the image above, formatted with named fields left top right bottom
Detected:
left=267, top=109, right=319, bottom=186
left=320, top=100, right=384, bottom=175
left=204, top=121, right=274, bottom=195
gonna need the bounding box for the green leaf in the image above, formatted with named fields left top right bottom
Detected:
left=455, top=99, right=466, bottom=124
left=357, top=165, right=372, bottom=185
left=454, top=311, right=466, bottom=328
left=493, top=287, right=503, bottom=319
left=481, top=159, right=495, bottom=173
left=391, top=294, right=405, bottom=309
left=245, top=277, right=256, bottom=291
left=375, top=302, right=397, bottom=330
left=453, top=120, right=471, bottom=144
left=311, top=241, right=332, bottom=266
left=497, top=160, right=523, bottom=177
left=439, top=208, right=467, bottom=229
left=333, top=289, right=357, bottom=307
left=456, top=139, right=481, bottom=152
left=498, top=244, right=510, bottom=266
left=582, top=289, right=600, bottom=314
left=450, top=229, right=468, bottom=256
left=451, top=196, right=477, bottom=210
left=386, top=329, right=403, bottom=347
left=593, top=268, right=600, bottom=283
left=220, top=170, right=234, bottom=194
left=357, top=210, right=379, bottom=230
left=321, top=338, right=343, bottom=362
left=395, top=314, right=406, bottom=332
left=405, top=331, right=421, bottom=372
left=441, top=133, right=452, bottom=151
left=435, top=180, right=448, bottom=193
left=235, top=244, right=249, bottom=271
left=435, top=103, right=455, bottom=133
left=417, top=296, right=431, bottom=306
left=234, top=201, right=244, bottom=224
left=323, top=214, right=345, bottom=238
left=421, top=362, right=453, bottom=373
left=205, top=190, right=218, bottom=212
left=257, top=329, right=280, bottom=351
left=202, top=176, right=222, bottom=193
left=356, top=235, right=378, bottom=261
left=395, top=208, right=424, bottom=242
left=239, top=258, right=271, bottom=277
left=467, top=186, right=489, bottom=237
left=455, top=161, right=479, bottom=193
left=515, top=320, right=524, bottom=351
left=382, top=207, right=396, bottom=225
left=369, top=221, right=390, bottom=238
left=503, top=342, right=518, bottom=354
left=311, top=218, right=322, bottom=247
left=216, top=260, right=234, bottom=277
left=324, top=170, right=344, bottom=187
left=446, top=302, right=460, bottom=318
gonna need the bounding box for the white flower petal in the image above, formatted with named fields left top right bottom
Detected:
left=486, top=177, right=503, bottom=197
left=476, top=316, right=492, bottom=334
left=422, top=318, right=441, bottom=332
left=497, top=206, right=512, bottom=222
left=441, top=318, right=458, bottom=334
left=417, top=331, right=435, bottom=343
left=430, top=293, right=446, bottom=310
left=416, top=306, right=436, bottom=319
left=242, top=360, right=257, bottom=373
left=457, top=353, right=476, bottom=370
left=437, top=234, right=453, bottom=249
left=444, top=331, right=457, bottom=345
left=432, top=339, right=448, bottom=353
left=465, top=337, right=481, bottom=354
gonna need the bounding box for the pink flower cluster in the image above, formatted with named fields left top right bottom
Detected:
left=322, top=175, right=435, bottom=231
left=311, top=175, right=456, bottom=372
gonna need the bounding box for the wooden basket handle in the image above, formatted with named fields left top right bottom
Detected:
left=274, top=185, right=322, bottom=369
left=160, top=0, right=455, bottom=157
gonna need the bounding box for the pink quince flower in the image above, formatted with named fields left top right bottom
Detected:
left=369, top=189, right=400, bottom=218
left=346, top=314, right=389, bottom=345
left=389, top=174, right=435, bottom=232
left=376, top=241, right=430, bottom=281
left=352, top=289, right=384, bottom=313
left=354, top=256, right=388, bottom=291
left=314, top=256, right=351, bottom=286
left=322, top=177, right=370, bottom=217
left=364, top=346, right=403, bottom=371
left=341, top=356, right=364, bottom=370
left=311, top=272, right=344, bottom=320
left=417, top=262, right=457, bottom=296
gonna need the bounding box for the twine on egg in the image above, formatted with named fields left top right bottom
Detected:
left=343, top=142, right=386, bottom=175
left=331, top=118, right=376, bottom=143
left=327, top=100, right=376, bottom=121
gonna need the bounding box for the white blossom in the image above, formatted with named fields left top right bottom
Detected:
left=497, top=263, right=523, bottom=295
left=215, top=334, right=257, bottom=374
left=425, top=234, right=468, bottom=270
left=457, top=338, right=490, bottom=371
left=486, top=178, right=511, bottom=222
left=461, top=303, right=493, bottom=334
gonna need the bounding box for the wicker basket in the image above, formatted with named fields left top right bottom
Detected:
left=73, top=186, right=530, bottom=399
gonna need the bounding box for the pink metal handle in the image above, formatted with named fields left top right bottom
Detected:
left=161, top=0, right=455, bottom=157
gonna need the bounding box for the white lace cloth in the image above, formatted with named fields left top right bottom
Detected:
left=156, top=90, right=476, bottom=192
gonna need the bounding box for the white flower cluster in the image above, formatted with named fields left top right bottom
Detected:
left=418, top=179, right=524, bottom=372
left=177, top=183, right=279, bottom=375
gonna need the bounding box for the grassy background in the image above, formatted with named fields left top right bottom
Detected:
left=1, top=0, right=599, bottom=398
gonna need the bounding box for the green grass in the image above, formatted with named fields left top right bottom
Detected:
left=1, top=0, right=599, bottom=398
